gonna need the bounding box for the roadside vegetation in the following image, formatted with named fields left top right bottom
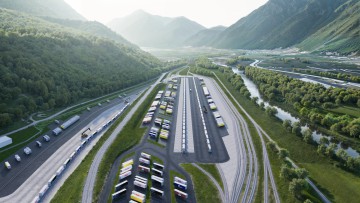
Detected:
left=181, top=164, right=221, bottom=203
left=190, top=57, right=360, bottom=203
left=93, top=83, right=166, bottom=202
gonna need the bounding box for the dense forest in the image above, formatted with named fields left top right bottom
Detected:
left=0, top=9, right=163, bottom=128
left=292, top=68, right=360, bottom=83
left=245, top=67, right=360, bottom=138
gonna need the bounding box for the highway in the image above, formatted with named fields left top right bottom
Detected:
left=81, top=73, right=165, bottom=203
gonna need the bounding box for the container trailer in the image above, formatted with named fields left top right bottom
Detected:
left=60, top=115, right=80, bottom=130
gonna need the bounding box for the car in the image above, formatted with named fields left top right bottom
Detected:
left=163, top=119, right=171, bottom=124
left=162, top=124, right=170, bottom=130
left=54, top=120, right=60, bottom=124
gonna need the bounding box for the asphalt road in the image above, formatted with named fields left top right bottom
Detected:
left=82, top=74, right=165, bottom=203
left=0, top=94, right=136, bottom=197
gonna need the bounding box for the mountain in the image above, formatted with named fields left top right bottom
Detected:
left=298, top=0, right=360, bottom=54
left=0, top=0, right=85, bottom=20
left=108, top=10, right=206, bottom=48
left=212, top=0, right=349, bottom=49
left=0, top=9, right=162, bottom=128
left=184, top=26, right=227, bottom=47
left=42, top=17, right=137, bottom=48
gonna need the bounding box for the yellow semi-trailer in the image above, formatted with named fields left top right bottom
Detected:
left=121, top=159, right=133, bottom=168
left=131, top=194, right=145, bottom=203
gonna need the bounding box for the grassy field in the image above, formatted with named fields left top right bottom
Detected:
left=328, top=106, right=360, bottom=118
left=198, top=164, right=224, bottom=191
left=181, top=164, right=221, bottom=203
left=211, top=69, right=360, bottom=203
left=93, top=83, right=166, bottom=202
left=178, top=67, right=189, bottom=76
left=169, top=170, right=185, bottom=203
left=50, top=87, right=147, bottom=203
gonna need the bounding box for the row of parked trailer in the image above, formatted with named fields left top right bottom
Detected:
left=202, top=82, right=225, bottom=128
left=112, top=152, right=166, bottom=202
left=193, top=78, right=212, bottom=153
left=173, top=176, right=189, bottom=199
left=31, top=104, right=129, bottom=203
left=181, top=78, right=187, bottom=153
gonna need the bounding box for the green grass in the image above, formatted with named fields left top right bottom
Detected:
left=328, top=106, right=360, bottom=118
left=181, top=164, right=221, bottom=203
left=147, top=139, right=166, bottom=148
left=169, top=170, right=185, bottom=203
left=51, top=88, right=146, bottom=203
left=93, top=83, right=166, bottom=202
left=211, top=69, right=360, bottom=203
left=198, top=164, right=224, bottom=191
left=178, top=67, right=189, bottom=76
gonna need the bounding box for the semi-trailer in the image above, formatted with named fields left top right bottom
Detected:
left=140, top=152, right=151, bottom=159
left=131, top=193, right=144, bottom=203
left=174, top=177, right=187, bottom=185
left=115, top=180, right=128, bottom=191
left=152, top=168, right=163, bottom=176
left=134, top=180, right=147, bottom=189
left=43, top=135, right=50, bottom=142
left=60, top=115, right=80, bottom=130
left=153, top=163, right=164, bottom=170
left=119, top=170, right=132, bottom=180
left=138, top=165, right=150, bottom=173
left=151, top=175, right=164, bottom=186
left=139, top=157, right=150, bottom=165
left=112, top=188, right=126, bottom=199
left=135, top=175, right=148, bottom=184
left=174, top=181, right=187, bottom=190
left=121, top=165, right=132, bottom=173
left=122, top=159, right=133, bottom=168
left=151, top=187, right=164, bottom=197
left=174, top=189, right=188, bottom=199
left=203, top=86, right=210, bottom=96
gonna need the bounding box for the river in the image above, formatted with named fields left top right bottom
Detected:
left=213, top=59, right=359, bottom=158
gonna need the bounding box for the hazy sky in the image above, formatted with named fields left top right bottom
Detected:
left=64, top=0, right=268, bottom=28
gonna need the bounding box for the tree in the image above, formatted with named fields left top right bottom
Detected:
left=336, top=148, right=348, bottom=163
left=280, top=164, right=294, bottom=180
left=295, top=168, right=309, bottom=179
left=266, top=141, right=277, bottom=152
left=317, top=144, right=327, bottom=155
left=304, top=199, right=313, bottom=203
left=260, top=102, right=265, bottom=110
left=278, top=148, right=289, bottom=159
left=283, top=119, right=292, bottom=132
left=326, top=143, right=337, bottom=158
left=319, top=137, right=330, bottom=145
left=289, top=178, right=307, bottom=198
left=349, top=124, right=360, bottom=138
left=303, top=129, right=313, bottom=144
left=292, top=122, right=302, bottom=136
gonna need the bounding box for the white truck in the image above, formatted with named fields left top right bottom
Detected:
left=14, top=154, right=21, bottom=162
left=5, top=161, right=11, bottom=170
left=24, top=147, right=32, bottom=155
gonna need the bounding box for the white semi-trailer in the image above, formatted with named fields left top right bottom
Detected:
left=203, top=86, right=210, bottom=96
left=61, top=115, right=80, bottom=130
left=52, top=127, right=62, bottom=135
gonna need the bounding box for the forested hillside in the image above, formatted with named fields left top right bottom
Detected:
left=43, top=17, right=137, bottom=48
left=184, top=26, right=226, bottom=47
left=0, top=0, right=85, bottom=20
left=298, top=0, right=360, bottom=54
left=0, top=9, right=162, bottom=128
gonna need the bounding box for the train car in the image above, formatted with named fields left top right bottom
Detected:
left=115, top=180, right=128, bottom=191
left=152, top=168, right=163, bottom=177
left=151, top=175, right=164, bottom=186
left=174, top=177, right=187, bottom=185
left=112, top=188, right=126, bottom=199
left=121, top=159, right=133, bottom=168
left=151, top=187, right=164, bottom=197
left=138, top=165, right=150, bottom=173
left=121, top=165, right=132, bottom=173
left=174, top=181, right=187, bottom=190
left=60, top=115, right=80, bottom=130
left=63, top=158, right=71, bottom=167
left=140, top=152, right=151, bottom=160
left=48, top=174, right=57, bottom=186
left=153, top=163, right=164, bottom=170
left=119, top=170, right=132, bottom=180
left=139, top=157, right=150, bottom=165
left=56, top=166, right=65, bottom=176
